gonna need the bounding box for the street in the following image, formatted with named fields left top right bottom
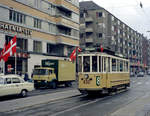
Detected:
left=0, top=76, right=150, bottom=116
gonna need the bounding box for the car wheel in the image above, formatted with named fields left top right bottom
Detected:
left=51, top=81, right=57, bottom=89
left=20, top=90, right=27, bottom=97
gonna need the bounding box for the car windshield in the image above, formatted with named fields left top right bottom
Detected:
left=33, top=69, right=49, bottom=75
left=0, top=77, right=4, bottom=84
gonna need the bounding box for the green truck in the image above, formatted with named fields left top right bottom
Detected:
left=32, top=59, right=76, bottom=89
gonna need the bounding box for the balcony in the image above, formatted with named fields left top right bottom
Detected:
left=85, top=27, right=93, bottom=33
left=85, top=38, right=93, bottom=43
left=56, top=17, right=79, bottom=29
left=85, top=17, right=93, bottom=22
left=54, top=0, right=79, bottom=14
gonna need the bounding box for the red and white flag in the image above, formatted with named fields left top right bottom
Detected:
left=70, top=47, right=81, bottom=62
left=1, top=36, right=17, bottom=62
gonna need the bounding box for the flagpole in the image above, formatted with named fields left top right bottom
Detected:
left=15, top=53, right=17, bottom=74
left=3, top=60, right=5, bottom=74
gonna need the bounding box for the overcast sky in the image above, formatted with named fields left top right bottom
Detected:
left=79, top=0, right=150, bottom=39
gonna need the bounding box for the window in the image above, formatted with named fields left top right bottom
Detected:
left=96, top=12, right=102, bottom=17
left=34, top=18, right=41, bottom=29
left=112, top=59, right=116, bottom=72
left=99, top=56, right=102, bottom=72
left=120, top=60, right=123, bottom=72
left=99, top=33, right=103, bottom=38
left=12, top=78, right=21, bottom=83
left=58, top=26, right=71, bottom=36
left=33, top=40, right=42, bottom=53
left=5, top=78, right=11, bottom=84
left=104, top=57, right=106, bottom=72
left=108, top=58, right=110, bottom=72
left=49, top=23, right=56, bottom=33
left=16, top=37, right=28, bottom=51
left=92, top=56, right=97, bottom=72
left=47, top=43, right=64, bottom=56
left=9, top=10, right=26, bottom=24
left=117, top=60, right=120, bottom=71
left=78, top=56, right=82, bottom=72
left=83, top=56, right=90, bottom=72
left=126, top=62, right=129, bottom=72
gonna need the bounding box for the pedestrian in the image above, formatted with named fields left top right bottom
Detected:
left=24, top=73, right=29, bottom=81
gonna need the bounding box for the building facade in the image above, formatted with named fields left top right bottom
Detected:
left=79, top=1, right=145, bottom=73
left=0, top=0, right=79, bottom=76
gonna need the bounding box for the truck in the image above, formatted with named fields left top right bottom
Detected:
left=32, top=59, right=76, bottom=89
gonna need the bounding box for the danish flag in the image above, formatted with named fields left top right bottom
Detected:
left=0, top=36, right=17, bottom=62
left=70, top=47, right=81, bottom=62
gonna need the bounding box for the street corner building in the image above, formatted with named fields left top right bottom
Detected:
left=0, top=0, right=80, bottom=77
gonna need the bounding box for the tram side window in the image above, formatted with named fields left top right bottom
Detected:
left=99, top=56, right=102, bottom=72
left=117, top=60, right=120, bottom=72
left=92, top=56, right=97, bottom=72
left=120, top=60, right=123, bottom=72
left=108, top=57, right=110, bottom=72
left=83, top=56, right=90, bottom=72
left=78, top=56, right=82, bottom=72
left=126, top=62, right=129, bottom=72
left=104, top=57, right=106, bottom=72
left=112, top=59, right=116, bottom=72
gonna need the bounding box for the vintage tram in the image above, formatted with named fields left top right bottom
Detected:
left=78, top=52, right=130, bottom=94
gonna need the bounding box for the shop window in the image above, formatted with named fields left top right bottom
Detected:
left=33, top=40, right=42, bottom=53
left=34, top=18, right=41, bottom=29
left=9, top=10, right=26, bottom=24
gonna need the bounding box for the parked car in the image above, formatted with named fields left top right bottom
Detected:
left=147, top=71, right=150, bottom=75
left=137, top=72, right=144, bottom=77
left=0, top=74, right=34, bottom=97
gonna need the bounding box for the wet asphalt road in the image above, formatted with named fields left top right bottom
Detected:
left=1, top=76, right=150, bottom=116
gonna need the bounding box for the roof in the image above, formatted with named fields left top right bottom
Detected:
left=79, top=1, right=103, bottom=11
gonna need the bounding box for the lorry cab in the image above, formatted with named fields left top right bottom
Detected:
left=33, top=67, right=57, bottom=88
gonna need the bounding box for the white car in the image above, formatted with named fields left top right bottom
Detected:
left=0, top=74, right=34, bottom=97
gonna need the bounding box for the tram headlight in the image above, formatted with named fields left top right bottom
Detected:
left=84, top=74, right=89, bottom=79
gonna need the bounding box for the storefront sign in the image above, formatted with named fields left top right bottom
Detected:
left=0, top=22, right=32, bottom=36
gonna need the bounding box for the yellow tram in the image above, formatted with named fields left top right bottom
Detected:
left=78, top=52, right=130, bottom=94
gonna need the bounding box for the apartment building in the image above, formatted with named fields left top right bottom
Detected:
left=0, top=0, right=79, bottom=76
left=79, top=1, right=145, bottom=72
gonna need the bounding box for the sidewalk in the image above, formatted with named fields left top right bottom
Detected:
left=0, top=89, right=81, bottom=113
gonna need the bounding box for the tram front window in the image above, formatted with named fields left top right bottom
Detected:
left=92, top=56, right=97, bottom=72
left=83, top=56, right=90, bottom=72
left=78, top=56, right=82, bottom=72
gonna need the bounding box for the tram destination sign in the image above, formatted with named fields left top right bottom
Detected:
left=0, top=22, right=32, bottom=36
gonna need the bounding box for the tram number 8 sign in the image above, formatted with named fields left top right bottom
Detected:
left=96, top=76, right=100, bottom=86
